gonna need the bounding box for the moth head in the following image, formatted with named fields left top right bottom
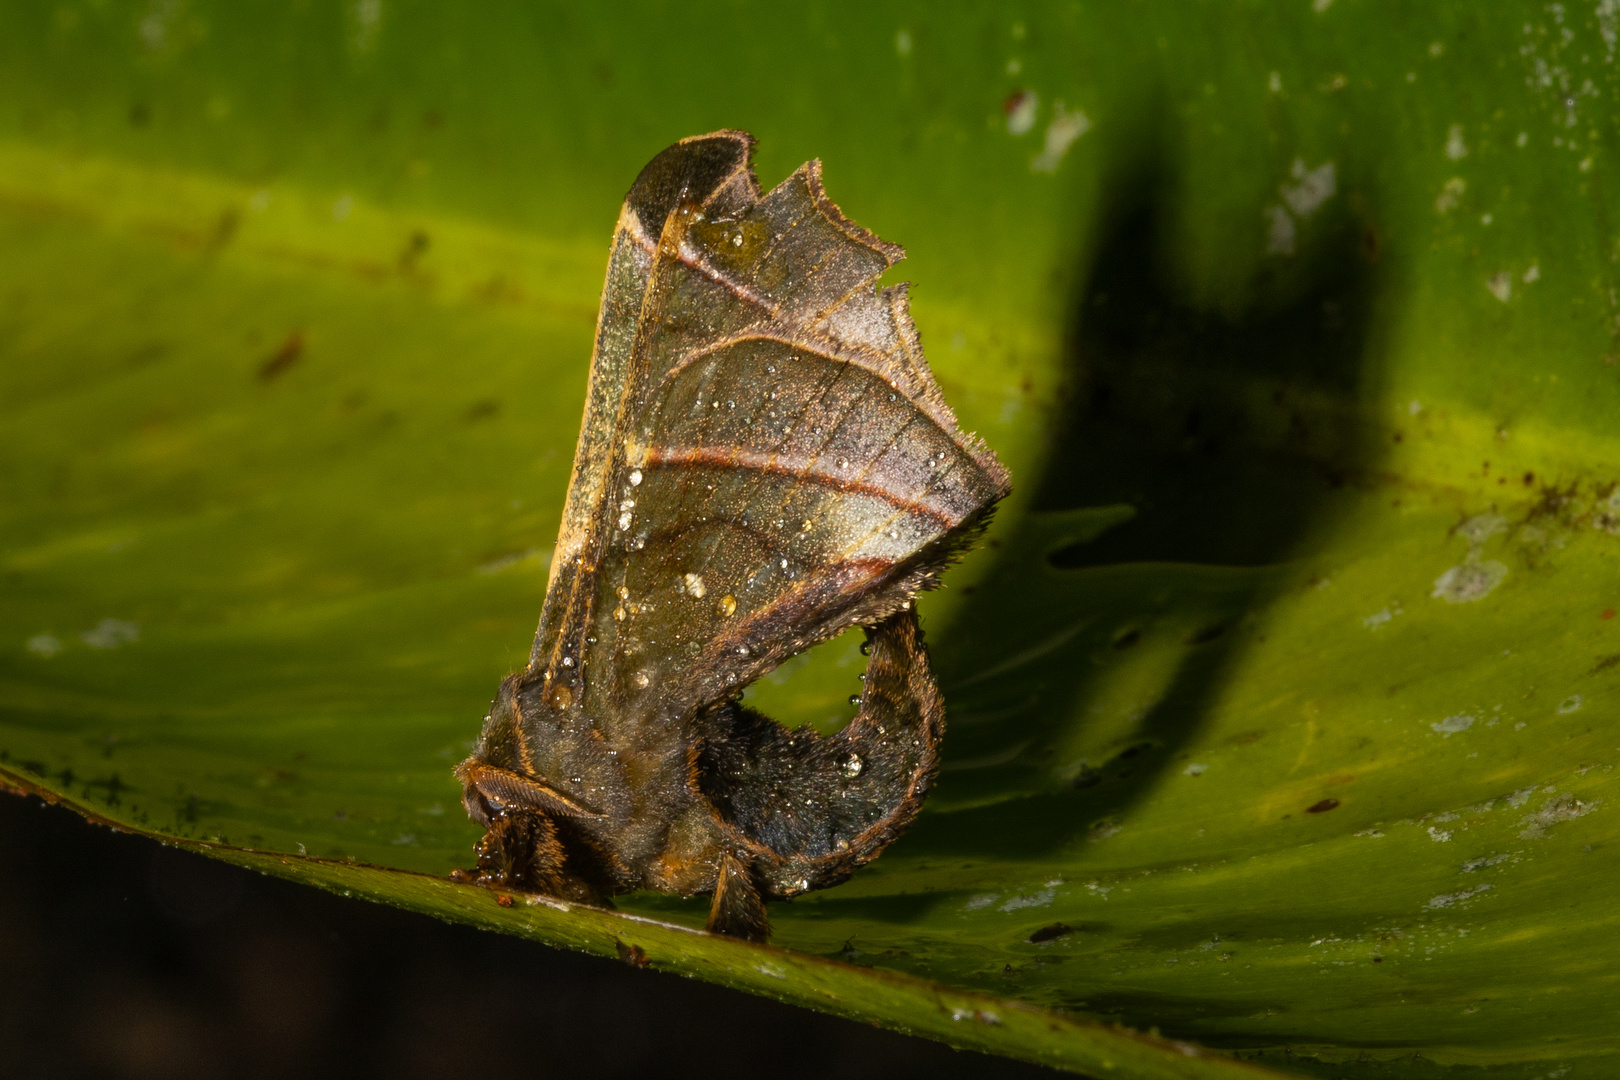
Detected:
left=455, top=674, right=527, bottom=826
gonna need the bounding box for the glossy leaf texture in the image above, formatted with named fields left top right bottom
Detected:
left=2, top=4, right=1618, bottom=1078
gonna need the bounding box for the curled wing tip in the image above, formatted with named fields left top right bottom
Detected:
left=680, top=128, right=757, bottom=149
left=800, top=158, right=907, bottom=266
left=627, top=130, right=760, bottom=234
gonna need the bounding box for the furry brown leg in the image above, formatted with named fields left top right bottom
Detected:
left=706, top=851, right=769, bottom=941
left=471, top=807, right=572, bottom=895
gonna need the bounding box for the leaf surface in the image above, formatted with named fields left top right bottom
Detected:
left=2, top=3, right=1618, bottom=1077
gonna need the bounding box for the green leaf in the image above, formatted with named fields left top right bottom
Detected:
left=3, top=3, right=1618, bottom=1077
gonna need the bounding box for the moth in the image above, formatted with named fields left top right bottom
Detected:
left=454, top=131, right=1009, bottom=940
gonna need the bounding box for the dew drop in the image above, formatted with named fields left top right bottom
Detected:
left=838, top=458, right=849, bottom=469
left=617, top=585, right=630, bottom=600
left=683, top=572, right=707, bottom=599
left=561, top=655, right=574, bottom=668
left=613, top=606, right=626, bottom=621
left=633, top=671, right=651, bottom=689
left=840, top=753, right=864, bottom=778
left=628, top=469, right=643, bottom=486
left=718, top=594, right=737, bottom=617
left=859, top=641, right=872, bottom=656
left=848, top=693, right=862, bottom=705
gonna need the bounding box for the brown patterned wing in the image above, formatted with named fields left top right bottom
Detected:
left=532, top=130, right=1010, bottom=736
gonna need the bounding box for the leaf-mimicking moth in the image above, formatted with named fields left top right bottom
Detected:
left=454, top=131, right=1010, bottom=940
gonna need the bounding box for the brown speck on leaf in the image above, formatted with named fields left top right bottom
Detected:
left=399, top=229, right=430, bottom=271
left=495, top=894, right=513, bottom=908
left=464, top=399, right=500, bottom=422
left=1308, top=798, right=1340, bottom=813
left=1523, top=472, right=1535, bottom=485
left=1362, top=225, right=1379, bottom=261
left=211, top=208, right=240, bottom=250
left=1028, top=922, right=1073, bottom=943
left=615, top=940, right=649, bottom=967
left=258, top=331, right=305, bottom=381
left=1603, top=609, right=1616, bottom=621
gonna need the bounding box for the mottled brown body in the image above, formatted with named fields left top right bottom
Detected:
left=455, top=131, right=1009, bottom=939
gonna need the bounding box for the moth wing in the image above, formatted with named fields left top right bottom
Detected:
left=528, top=131, right=760, bottom=683
left=541, top=134, right=1008, bottom=722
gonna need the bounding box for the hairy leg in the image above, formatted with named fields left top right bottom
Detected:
left=706, top=851, right=770, bottom=941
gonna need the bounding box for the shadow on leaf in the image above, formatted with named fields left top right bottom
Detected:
left=920, top=158, right=1388, bottom=856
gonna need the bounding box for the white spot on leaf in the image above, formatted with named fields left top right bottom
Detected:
left=999, top=887, right=1057, bottom=912
left=1427, top=884, right=1492, bottom=908
left=1436, top=177, right=1466, bottom=213
left=1031, top=103, right=1090, bottom=172
left=1005, top=90, right=1039, bottom=136
left=1445, top=124, right=1469, bottom=160
left=25, top=633, right=61, bottom=657
left=1432, top=561, right=1507, bottom=603
left=1519, top=793, right=1596, bottom=838
left=1264, top=205, right=1296, bottom=254
left=1432, top=714, right=1476, bottom=736
left=80, top=619, right=139, bottom=649
left=1281, top=159, right=1337, bottom=218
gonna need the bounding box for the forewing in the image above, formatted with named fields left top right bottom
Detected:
left=528, top=131, right=760, bottom=695
left=536, top=135, right=1009, bottom=728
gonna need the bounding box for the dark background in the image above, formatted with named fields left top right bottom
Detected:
left=0, top=792, right=1060, bottom=1079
